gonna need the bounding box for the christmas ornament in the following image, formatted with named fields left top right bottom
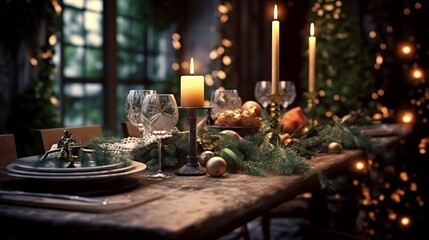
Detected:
left=280, top=107, right=308, bottom=133
left=220, top=130, right=242, bottom=139
left=199, top=150, right=214, bottom=167
left=206, top=156, right=227, bottom=177
left=241, top=100, right=263, bottom=117
left=220, top=148, right=239, bottom=172
left=327, top=142, right=343, bottom=154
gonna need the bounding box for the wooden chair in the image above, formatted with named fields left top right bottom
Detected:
left=121, top=121, right=140, bottom=137
left=34, top=125, right=103, bottom=154
left=0, top=134, right=18, bottom=168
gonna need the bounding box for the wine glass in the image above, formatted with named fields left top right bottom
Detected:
left=141, top=94, right=179, bottom=180
left=210, top=89, right=242, bottom=118
left=125, top=90, right=157, bottom=137
left=254, top=81, right=272, bottom=110
left=279, top=81, right=296, bottom=111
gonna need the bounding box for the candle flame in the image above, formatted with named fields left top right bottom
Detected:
left=274, top=5, right=278, bottom=20
left=190, top=57, right=194, bottom=74
left=310, top=23, right=314, bottom=36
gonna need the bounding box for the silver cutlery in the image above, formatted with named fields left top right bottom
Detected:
left=0, top=190, right=130, bottom=205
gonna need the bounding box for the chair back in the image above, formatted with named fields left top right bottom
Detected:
left=35, top=125, right=103, bottom=154
left=121, top=121, right=140, bottom=138
left=0, top=134, right=17, bottom=168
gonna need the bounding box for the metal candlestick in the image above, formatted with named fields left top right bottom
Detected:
left=175, top=106, right=212, bottom=176
left=268, top=93, right=284, bottom=133
left=264, top=93, right=284, bottom=143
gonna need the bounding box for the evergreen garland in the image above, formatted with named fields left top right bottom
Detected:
left=289, top=120, right=378, bottom=158
left=32, top=120, right=376, bottom=179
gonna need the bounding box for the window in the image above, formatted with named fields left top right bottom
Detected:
left=61, top=0, right=103, bottom=126
left=59, top=0, right=175, bottom=134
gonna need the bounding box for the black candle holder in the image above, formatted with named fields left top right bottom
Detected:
left=175, top=106, right=213, bottom=176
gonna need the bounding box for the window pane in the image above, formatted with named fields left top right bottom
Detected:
left=86, top=48, right=103, bottom=77
left=87, top=32, right=103, bottom=47
left=117, top=17, right=132, bottom=49
left=63, top=83, right=103, bottom=126
left=117, top=0, right=130, bottom=15
left=84, top=11, right=102, bottom=33
left=147, top=28, right=161, bottom=53
left=64, top=46, right=84, bottom=77
left=117, top=84, right=132, bottom=125
left=131, top=54, right=145, bottom=79
left=86, top=0, right=103, bottom=12
left=63, top=9, right=84, bottom=46
left=117, top=51, right=130, bottom=79
left=63, top=0, right=84, bottom=8
left=131, top=21, right=144, bottom=45
left=148, top=31, right=169, bottom=80
left=148, top=54, right=167, bottom=80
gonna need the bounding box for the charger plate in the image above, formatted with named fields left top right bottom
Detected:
left=6, top=163, right=135, bottom=177
left=2, top=161, right=146, bottom=182
left=15, top=155, right=126, bottom=173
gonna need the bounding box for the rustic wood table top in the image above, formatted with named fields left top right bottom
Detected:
left=0, top=149, right=365, bottom=240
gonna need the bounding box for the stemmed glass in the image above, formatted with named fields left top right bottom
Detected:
left=254, top=81, right=272, bottom=111
left=141, top=94, right=179, bottom=180
left=210, top=89, right=242, bottom=118
left=279, top=81, right=296, bottom=111
left=125, top=90, right=157, bottom=137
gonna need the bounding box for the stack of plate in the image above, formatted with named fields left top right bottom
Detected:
left=3, top=156, right=147, bottom=182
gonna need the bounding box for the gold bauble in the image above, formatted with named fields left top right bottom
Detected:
left=206, top=156, right=227, bottom=177
left=328, top=142, right=343, bottom=154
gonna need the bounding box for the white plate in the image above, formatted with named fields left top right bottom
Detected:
left=7, top=162, right=135, bottom=177
left=3, top=161, right=147, bottom=182
left=15, top=155, right=126, bottom=173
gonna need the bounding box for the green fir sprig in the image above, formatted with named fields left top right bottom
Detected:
left=131, top=129, right=189, bottom=171
left=289, top=121, right=378, bottom=158
left=198, top=129, right=310, bottom=176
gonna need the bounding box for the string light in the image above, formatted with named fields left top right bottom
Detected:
left=354, top=160, right=366, bottom=172
left=51, top=0, right=62, bottom=15
left=171, top=63, right=180, bottom=71
left=30, top=57, right=38, bottom=66
left=222, top=56, right=232, bottom=65
left=418, top=137, right=428, bottom=154
left=205, top=74, right=214, bottom=86
left=48, top=34, right=57, bottom=46
left=171, top=33, right=181, bottom=50
left=400, top=110, right=414, bottom=124
left=399, top=171, right=409, bottom=181
left=399, top=216, right=412, bottom=228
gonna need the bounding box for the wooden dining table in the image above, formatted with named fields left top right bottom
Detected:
left=0, top=148, right=366, bottom=240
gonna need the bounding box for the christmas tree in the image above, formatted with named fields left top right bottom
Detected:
left=301, top=0, right=378, bottom=121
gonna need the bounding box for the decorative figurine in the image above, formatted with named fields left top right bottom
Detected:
left=58, top=130, right=73, bottom=148
left=56, top=130, right=78, bottom=168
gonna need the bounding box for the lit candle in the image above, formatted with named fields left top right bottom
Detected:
left=180, top=58, right=205, bottom=107
left=271, top=5, right=279, bottom=94
left=309, top=23, right=316, bottom=94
